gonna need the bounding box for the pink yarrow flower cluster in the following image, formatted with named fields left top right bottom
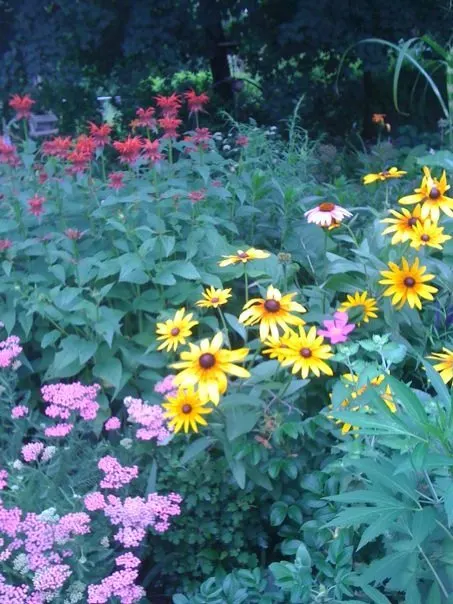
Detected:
left=105, top=416, right=121, bottom=431
left=0, top=335, right=22, bottom=368
left=318, top=311, right=355, bottom=344
left=124, top=395, right=171, bottom=442
left=88, top=567, right=145, bottom=604
left=98, top=456, right=139, bottom=490
left=22, top=442, right=44, bottom=462
left=154, top=374, right=177, bottom=396
left=41, top=382, right=100, bottom=431
left=11, top=405, right=29, bottom=419
left=0, top=470, right=8, bottom=490
left=0, top=500, right=92, bottom=601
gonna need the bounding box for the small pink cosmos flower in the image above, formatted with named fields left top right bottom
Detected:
left=304, top=202, right=352, bottom=227
left=318, top=311, right=355, bottom=344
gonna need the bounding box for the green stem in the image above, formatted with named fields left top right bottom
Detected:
left=217, top=307, right=231, bottom=348
left=244, top=268, right=249, bottom=304
left=417, top=544, right=449, bottom=599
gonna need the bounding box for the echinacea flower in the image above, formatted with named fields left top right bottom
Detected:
left=184, top=90, right=209, bottom=115
left=266, top=325, right=333, bottom=379
left=218, top=247, right=270, bottom=267
left=239, top=285, right=306, bottom=340
left=338, top=291, right=378, bottom=324
left=379, top=257, right=437, bottom=310
left=9, top=94, right=35, bottom=119
left=196, top=287, right=232, bottom=309
left=409, top=218, right=451, bottom=250
left=381, top=205, right=423, bottom=244
left=162, top=385, right=213, bottom=433
left=399, top=167, right=453, bottom=221
left=171, top=332, right=250, bottom=404
left=363, top=167, right=407, bottom=184
left=427, top=347, right=453, bottom=384
left=318, top=311, right=355, bottom=344
left=304, top=202, right=352, bottom=227
left=156, top=308, right=198, bottom=352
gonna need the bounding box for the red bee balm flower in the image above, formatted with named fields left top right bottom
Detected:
left=155, top=93, right=182, bottom=118
left=108, top=172, right=125, bottom=190
left=28, top=194, right=45, bottom=217
left=0, top=240, right=12, bottom=251
left=74, top=135, right=96, bottom=157
left=184, top=90, right=209, bottom=115
left=135, top=107, right=156, bottom=129
left=158, top=117, right=181, bottom=139
left=113, top=136, right=143, bottom=165
left=65, top=228, right=82, bottom=240
left=0, top=137, right=19, bottom=166
left=188, top=189, right=206, bottom=203
left=142, top=140, right=163, bottom=163
left=88, top=123, right=111, bottom=148
left=42, top=136, right=72, bottom=159
left=236, top=135, right=249, bottom=147
left=66, top=150, right=91, bottom=173
left=9, top=94, right=35, bottom=119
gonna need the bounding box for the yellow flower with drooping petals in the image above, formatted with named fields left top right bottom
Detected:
left=218, top=248, right=270, bottom=267
left=409, top=218, right=451, bottom=250
left=379, top=257, right=437, bottom=310
left=196, top=286, right=232, bottom=309
left=427, top=347, right=453, bottom=384
left=156, top=308, right=198, bottom=352
left=381, top=204, right=423, bottom=244
left=363, top=167, right=407, bottom=185
left=262, top=332, right=292, bottom=362
left=338, top=291, right=379, bottom=324
left=239, top=285, right=306, bottom=341
left=171, top=332, right=250, bottom=404
left=162, top=386, right=213, bottom=433
left=399, top=167, right=453, bottom=221
left=266, top=325, right=333, bottom=379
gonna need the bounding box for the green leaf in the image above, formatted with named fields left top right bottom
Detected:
left=295, top=543, right=311, bottom=568
left=270, top=502, right=288, bottom=526
left=93, top=356, right=123, bottom=393
left=245, top=464, right=273, bottom=491
left=41, top=329, right=61, bottom=349
left=426, top=582, right=442, bottom=604
left=146, top=460, right=158, bottom=495
left=361, top=585, right=393, bottom=604
left=169, top=260, right=201, bottom=280
left=180, top=437, right=213, bottom=463
left=225, top=407, right=259, bottom=440
left=224, top=312, right=247, bottom=340
left=229, top=459, right=246, bottom=489
left=358, top=511, right=401, bottom=550
left=385, top=376, right=428, bottom=425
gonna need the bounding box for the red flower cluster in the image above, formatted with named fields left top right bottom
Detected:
left=184, top=90, right=209, bottom=115
left=0, top=137, right=20, bottom=166
left=9, top=94, right=35, bottom=119
left=155, top=93, right=182, bottom=118
left=42, top=136, right=72, bottom=159
left=135, top=107, right=156, bottom=129
left=28, top=194, right=46, bottom=217
left=88, top=122, right=112, bottom=148
left=113, top=136, right=143, bottom=165
left=108, top=171, right=125, bottom=190
left=142, top=139, right=163, bottom=163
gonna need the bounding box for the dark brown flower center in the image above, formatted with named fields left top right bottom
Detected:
left=210, top=297, right=219, bottom=303
left=300, top=347, right=312, bottom=358
left=429, top=187, right=440, bottom=199
left=407, top=217, right=418, bottom=227
left=238, top=252, right=249, bottom=259
left=182, top=404, right=192, bottom=414
left=404, top=277, right=416, bottom=288
left=199, top=353, right=216, bottom=369
left=264, top=299, right=280, bottom=313
left=421, top=234, right=430, bottom=242
left=170, top=327, right=180, bottom=336
left=319, top=202, right=335, bottom=212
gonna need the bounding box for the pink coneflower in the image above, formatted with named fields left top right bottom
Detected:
left=135, top=107, right=156, bottom=129
left=184, top=90, right=209, bottom=115
left=142, top=139, right=163, bottom=163
left=304, top=202, right=352, bottom=227
left=113, top=136, right=143, bottom=165
left=88, top=122, right=112, bottom=148
left=188, top=189, right=206, bottom=203
left=318, top=311, right=355, bottom=344
left=0, top=239, right=12, bottom=251
left=108, top=171, right=125, bottom=190
left=9, top=94, right=35, bottom=119
left=158, top=117, right=181, bottom=139
left=28, top=194, right=45, bottom=217
left=65, top=228, right=82, bottom=240
left=155, top=93, right=182, bottom=118
left=236, top=135, right=249, bottom=147
left=41, top=136, right=72, bottom=159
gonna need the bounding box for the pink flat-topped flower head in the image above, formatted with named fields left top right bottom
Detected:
left=304, top=202, right=352, bottom=227
left=318, top=311, right=355, bottom=344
